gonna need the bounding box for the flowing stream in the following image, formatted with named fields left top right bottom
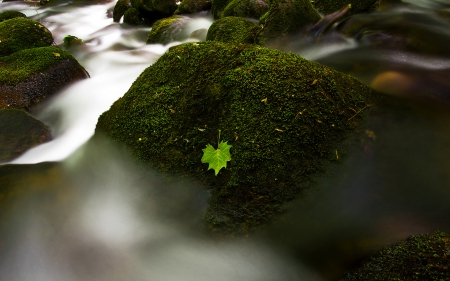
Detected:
left=1, top=0, right=450, bottom=280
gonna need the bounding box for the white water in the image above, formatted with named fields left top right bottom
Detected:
left=5, top=1, right=212, bottom=164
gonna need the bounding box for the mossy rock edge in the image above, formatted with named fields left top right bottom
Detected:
left=341, top=231, right=450, bottom=280
left=0, top=17, right=53, bottom=57
left=206, top=16, right=260, bottom=44
left=0, top=46, right=89, bottom=110
left=96, top=41, right=378, bottom=234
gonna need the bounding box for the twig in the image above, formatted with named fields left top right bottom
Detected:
left=347, top=104, right=374, bottom=121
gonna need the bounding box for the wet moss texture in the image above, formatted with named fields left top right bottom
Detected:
left=0, top=17, right=53, bottom=57
left=0, top=46, right=89, bottom=109
left=222, top=0, right=269, bottom=19
left=113, top=0, right=131, bottom=22
left=146, top=16, right=191, bottom=44
left=96, top=41, right=377, bottom=234
left=257, top=0, right=320, bottom=45
left=206, top=16, right=260, bottom=44
left=341, top=231, right=450, bottom=281
left=0, top=11, right=26, bottom=23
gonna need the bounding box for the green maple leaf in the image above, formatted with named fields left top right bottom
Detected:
left=201, top=141, right=232, bottom=176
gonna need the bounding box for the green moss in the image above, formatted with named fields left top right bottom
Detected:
left=174, top=0, right=212, bottom=15
left=96, top=41, right=377, bottom=234
left=147, top=16, right=190, bottom=44
left=113, top=0, right=132, bottom=22
left=0, top=109, right=52, bottom=162
left=0, top=18, right=53, bottom=57
left=211, top=0, right=233, bottom=18
left=314, top=0, right=382, bottom=16
left=131, top=0, right=178, bottom=24
left=123, top=7, right=146, bottom=25
left=257, top=0, right=321, bottom=45
left=223, top=0, right=269, bottom=19
left=63, top=35, right=84, bottom=47
left=0, top=11, right=26, bottom=23
left=341, top=231, right=450, bottom=280
left=206, top=16, right=260, bottom=44
left=0, top=46, right=85, bottom=86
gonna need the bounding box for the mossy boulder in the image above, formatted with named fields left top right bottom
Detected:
left=96, top=41, right=377, bottom=234
left=0, top=46, right=89, bottom=110
left=222, top=0, right=269, bottom=19
left=206, top=16, right=260, bottom=44
left=257, top=0, right=321, bottom=46
left=130, top=0, right=178, bottom=24
left=174, top=0, right=212, bottom=15
left=62, top=35, right=84, bottom=48
left=0, top=18, right=53, bottom=57
left=211, top=0, right=233, bottom=18
left=341, top=231, right=450, bottom=280
left=0, top=11, right=26, bottom=23
left=147, top=16, right=191, bottom=44
left=313, top=0, right=384, bottom=17
left=0, top=109, right=52, bottom=162
left=123, top=7, right=146, bottom=25
left=113, top=0, right=132, bottom=22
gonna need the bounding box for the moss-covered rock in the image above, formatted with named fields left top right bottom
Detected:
left=131, top=0, right=178, bottom=24
left=96, top=41, right=377, bottom=234
left=222, top=0, right=268, bottom=19
left=0, top=46, right=89, bottom=110
left=62, top=35, right=84, bottom=48
left=206, top=16, right=260, bottom=44
left=0, top=18, right=53, bottom=57
left=174, top=0, right=212, bottom=15
left=0, top=109, right=52, bottom=162
left=0, top=11, right=26, bottom=23
left=257, top=0, right=321, bottom=46
left=147, top=16, right=191, bottom=44
left=113, top=0, right=132, bottom=22
left=314, top=0, right=383, bottom=17
left=341, top=231, right=450, bottom=280
left=123, top=7, right=146, bottom=25
left=211, top=0, right=233, bottom=18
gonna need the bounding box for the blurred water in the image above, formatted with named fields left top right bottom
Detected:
left=1, top=1, right=450, bottom=280
left=3, top=0, right=212, bottom=163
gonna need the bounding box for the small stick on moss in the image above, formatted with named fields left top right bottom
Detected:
left=348, top=104, right=374, bottom=121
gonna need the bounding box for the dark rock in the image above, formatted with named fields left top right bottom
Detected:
left=123, top=7, right=146, bottom=25
left=96, top=41, right=377, bottom=234
left=211, top=0, right=232, bottom=18
left=0, top=109, right=52, bottom=162
left=174, top=0, right=212, bottom=15
left=313, top=0, right=396, bottom=17
left=206, top=16, right=260, bottom=44
left=222, top=0, right=268, bottom=19
left=257, top=0, right=321, bottom=46
left=113, top=0, right=132, bottom=22
left=131, top=0, right=178, bottom=24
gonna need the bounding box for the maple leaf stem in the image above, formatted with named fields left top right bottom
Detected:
left=218, top=129, right=221, bottom=147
